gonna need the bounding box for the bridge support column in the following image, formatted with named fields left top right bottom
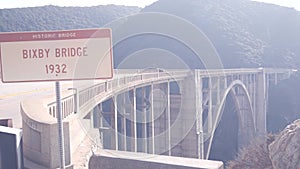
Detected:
left=153, top=83, right=168, bottom=155
left=256, top=71, right=267, bottom=136
left=118, top=93, right=127, bottom=151
left=247, top=74, right=257, bottom=129
left=195, top=72, right=204, bottom=159
left=208, top=78, right=213, bottom=134
left=142, top=87, right=149, bottom=153
left=133, top=88, right=137, bottom=152
left=113, top=96, right=118, bottom=151
left=110, top=99, right=116, bottom=150
left=136, top=87, right=149, bottom=153
left=125, top=91, right=134, bottom=152
left=179, top=75, right=197, bottom=158
left=150, top=84, right=155, bottom=154
left=167, top=81, right=171, bottom=156
left=116, top=93, right=129, bottom=152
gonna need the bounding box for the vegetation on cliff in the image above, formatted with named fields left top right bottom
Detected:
left=228, top=120, right=300, bottom=169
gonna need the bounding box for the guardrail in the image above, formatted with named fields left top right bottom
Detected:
left=47, top=69, right=190, bottom=120
left=47, top=93, right=75, bottom=119
left=196, top=68, right=297, bottom=76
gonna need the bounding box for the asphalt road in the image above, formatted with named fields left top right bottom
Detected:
left=0, top=81, right=72, bottom=128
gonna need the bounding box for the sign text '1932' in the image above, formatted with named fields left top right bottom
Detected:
left=45, top=64, right=67, bottom=75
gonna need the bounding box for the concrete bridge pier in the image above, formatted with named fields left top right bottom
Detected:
left=177, top=75, right=197, bottom=158
left=255, top=71, right=268, bottom=136
left=153, top=83, right=169, bottom=155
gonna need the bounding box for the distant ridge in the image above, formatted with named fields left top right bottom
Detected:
left=0, top=5, right=140, bottom=32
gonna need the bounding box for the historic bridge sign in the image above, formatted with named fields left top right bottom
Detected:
left=0, top=29, right=113, bottom=82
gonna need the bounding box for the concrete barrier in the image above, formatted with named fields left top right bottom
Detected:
left=89, top=150, right=223, bottom=169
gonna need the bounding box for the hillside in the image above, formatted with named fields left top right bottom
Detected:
left=0, top=5, right=140, bottom=32
left=141, top=0, right=300, bottom=68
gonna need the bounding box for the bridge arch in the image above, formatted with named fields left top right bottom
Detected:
left=206, top=80, right=256, bottom=159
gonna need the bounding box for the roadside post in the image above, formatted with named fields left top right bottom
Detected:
left=0, top=29, right=113, bottom=168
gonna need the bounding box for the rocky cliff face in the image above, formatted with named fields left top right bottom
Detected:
left=227, top=119, right=300, bottom=169
left=269, top=119, right=300, bottom=169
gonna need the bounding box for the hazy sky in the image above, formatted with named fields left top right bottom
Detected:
left=0, top=0, right=299, bottom=11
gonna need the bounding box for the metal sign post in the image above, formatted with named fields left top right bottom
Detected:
left=55, top=81, right=65, bottom=169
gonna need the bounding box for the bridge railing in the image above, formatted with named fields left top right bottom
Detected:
left=47, top=93, right=75, bottom=119
left=46, top=69, right=189, bottom=119
left=46, top=68, right=294, bottom=120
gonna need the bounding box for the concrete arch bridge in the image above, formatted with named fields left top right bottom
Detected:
left=21, top=68, right=295, bottom=168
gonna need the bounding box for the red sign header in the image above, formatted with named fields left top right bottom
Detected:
left=0, top=29, right=111, bottom=42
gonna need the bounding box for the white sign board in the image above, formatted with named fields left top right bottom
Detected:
left=0, top=29, right=113, bottom=82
